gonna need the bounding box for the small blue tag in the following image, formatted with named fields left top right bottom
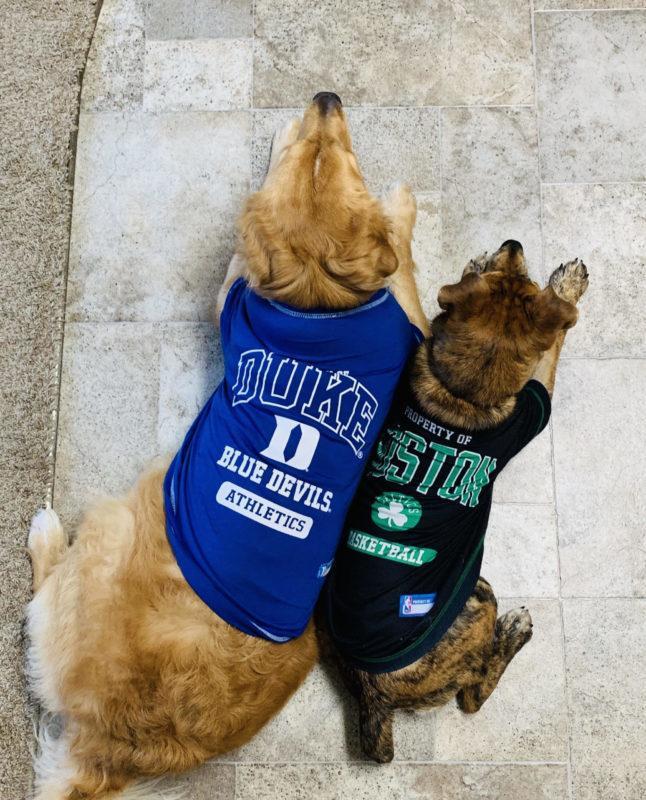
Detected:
left=399, top=593, right=436, bottom=617
left=317, top=559, right=333, bottom=578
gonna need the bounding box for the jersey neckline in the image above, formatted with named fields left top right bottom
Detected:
left=266, top=288, right=390, bottom=319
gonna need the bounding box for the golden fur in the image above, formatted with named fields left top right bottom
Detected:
left=26, top=95, right=426, bottom=799
left=322, top=243, right=589, bottom=763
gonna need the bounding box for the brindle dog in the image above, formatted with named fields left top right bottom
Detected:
left=322, top=241, right=589, bottom=763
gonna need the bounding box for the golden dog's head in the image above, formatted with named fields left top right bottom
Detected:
left=430, top=240, right=578, bottom=405
left=239, top=93, right=399, bottom=309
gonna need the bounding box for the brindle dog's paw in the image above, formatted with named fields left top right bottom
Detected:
left=549, top=258, right=589, bottom=305
left=495, top=607, right=533, bottom=658
left=462, top=252, right=489, bottom=277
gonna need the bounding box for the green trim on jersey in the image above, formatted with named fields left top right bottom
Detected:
left=526, top=384, right=547, bottom=436
left=346, top=529, right=437, bottom=566
left=355, top=533, right=486, bottom=663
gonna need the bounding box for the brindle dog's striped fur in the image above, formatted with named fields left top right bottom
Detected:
left=322, top=244, right=589, bottom=762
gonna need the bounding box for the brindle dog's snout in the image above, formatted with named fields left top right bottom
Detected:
left=313, top=91, right=342, bottom=114
left=500, top=239, right=523, bottom=254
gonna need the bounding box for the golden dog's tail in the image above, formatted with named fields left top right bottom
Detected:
left=32, top=715, right=187, bottom=800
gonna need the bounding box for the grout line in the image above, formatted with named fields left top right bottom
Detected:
left=220, top=759, right=570, bottom=767
left=248, top=104, right=536, bottom=112
left=250, top=0, right=256, bottom=109
left=48, top=0, right=106, bottom=509
left=542, top=180, right=646, bottom=186
left=549, top=396, right=575, bottom=800
left=77, top=104, right=537, bottom=117
left=550, top=595, right=646, bottom=600
left=534, top=6, right=646, bottom=13
left=560, top=355, right=646, bottom=360
left=437, top=107, right=444, bottom=284
left=492, top=502, right=555, bottom=508
left=531, top=2, right=574, bottom=795
left=531, top=3, right=546, bottom=241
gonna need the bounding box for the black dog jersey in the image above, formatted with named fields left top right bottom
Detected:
left=324, top=379, right=550, bottom=673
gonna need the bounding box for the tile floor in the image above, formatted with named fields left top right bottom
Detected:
left=54, top=1, right=646, bottom=797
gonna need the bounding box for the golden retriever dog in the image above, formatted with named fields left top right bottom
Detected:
left=322, top=242, right=589, bottom=762
left=26, top=93, right=428, bottom=799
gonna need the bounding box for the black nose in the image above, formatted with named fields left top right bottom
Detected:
left=313, top=91, right=342, bottom=113
left=500, top=239, right=523, bottom=254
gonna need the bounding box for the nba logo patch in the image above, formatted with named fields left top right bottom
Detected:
left=399, top=593, right=436, bottom=617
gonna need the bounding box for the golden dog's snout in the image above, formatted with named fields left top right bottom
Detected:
left=312, top=91, right=342, bottom=114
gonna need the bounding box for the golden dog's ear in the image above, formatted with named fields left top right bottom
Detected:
left=437, top=272, right=490, bottom=317
left=527, top=286, right=578, bottom=337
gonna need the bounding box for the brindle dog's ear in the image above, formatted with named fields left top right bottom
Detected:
left=437, top=272, right=490, bottom=316
left=528, top=286, right=578, bottom=335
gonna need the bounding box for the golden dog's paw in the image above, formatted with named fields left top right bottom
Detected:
left=28, top=508, right=67, bottom=558
left=549, top=258, right=589, bottom=305
left=270, top=117, right=301, bottom=165
left=382, top=183, right=416, bottom=237
left=462, top=252, right=489, bottom=277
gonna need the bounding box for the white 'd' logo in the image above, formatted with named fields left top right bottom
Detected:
left=260, top=415, right=320, bottom=471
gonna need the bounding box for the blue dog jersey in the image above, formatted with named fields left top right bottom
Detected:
left=164, top=278, right=422, bottom=642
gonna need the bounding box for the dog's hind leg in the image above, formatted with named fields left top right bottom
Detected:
left=457, top=607, right=533, bottom=714
left=28, top=508, right=68, bottom=592
left=359, top=697, right=395, bottom=764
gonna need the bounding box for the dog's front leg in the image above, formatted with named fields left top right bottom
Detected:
left=382, top=183, right=430, bottom=337
left=266, top=117, right=301, bottom=178
left=532, top=259, right=589, bottom=395
left=215, top=119, right=303, bottom=323
left=215, top=252, right=247, bottom=323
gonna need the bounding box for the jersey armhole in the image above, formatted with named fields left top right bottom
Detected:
left=411, top=324, right=425, bottom=344
left=219, top=277, right=247, bottom=348
left=524, top=380, right=552, bottom=437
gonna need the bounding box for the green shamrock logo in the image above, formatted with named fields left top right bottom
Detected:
left=371, top=492, right=422, bottom=532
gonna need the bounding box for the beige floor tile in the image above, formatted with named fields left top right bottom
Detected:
left=552, top=360, right=646, bottom=596
left=535, top=10, right=646, bottom=182
left=81, top=0, right=145, bottom=112
left=345, top=108, right=440, bottom=194
left=67, top=110, right=250, bottom=322
left=158, top=763, right=235, bottom=799
left=253, top=0, right=533, bottom=107
left=493, top=427, right=554, bottom=505
left=54, top=323, right=160, bottom=527
left=441, top=107, right=542, bottom=274
left=425, top=599, right=567, bottom=761
left=541, top=183, right=646, bottom=358
left=143, top=39, right=252, bottom=112
left=157, top=323, right=223, bottom=454
left=146, top=0, right=252, bottom=39
left=483, top=504, right=560, bottom=598
left=392, top=704, right=438, bottom=763
left=222, top=664, right=360, bottom=763
left=235, top=763, right=568, bottom=800
left=564, top=599, right=646, bottom=800
left=411, top=191, right=442, bottom=314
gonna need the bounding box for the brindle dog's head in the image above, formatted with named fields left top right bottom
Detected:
left=430, top=240, right=578, bottom=406
left=240, top=93, right=399, bottom=309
